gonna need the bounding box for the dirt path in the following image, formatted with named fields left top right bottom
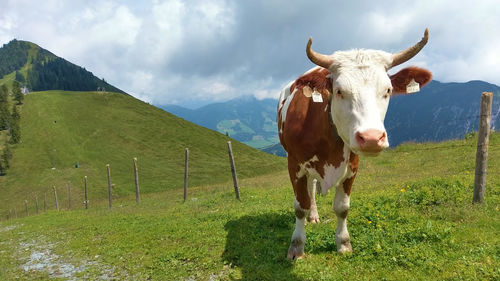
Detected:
left=1, top=224, right=128, bottom=280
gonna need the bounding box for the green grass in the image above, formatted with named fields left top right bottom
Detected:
left=0, top=90, right=285, bottom=212
left=0, top=133, right=498, bottom=280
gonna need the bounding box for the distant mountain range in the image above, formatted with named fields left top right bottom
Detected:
left=160, top=96, right=279, bottom=148
left=161, top=80, right=500, bottom=156
left=386, top=80, right=499, bottom=145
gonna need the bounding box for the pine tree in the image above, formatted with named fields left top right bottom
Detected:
left=12, top=80, right=24, bottom=105
left=10, top=105, right=21, bottom=144
left=0, top=85, right=9, bottom=130
left=15, top=70, right=25, bottom=83
left=0, top=155, right=5, bottom=176
left=0, top=84, right=7, bottom=102
left=1, top=140, right=11, bottom=170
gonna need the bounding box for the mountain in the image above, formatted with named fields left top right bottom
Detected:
left=163, top=80, right=500, bottom=157
left=161, top=96, right=279, bottom=148
left=0, top=90, right=285, bottom=210
left=0, top=39, right=125, bottom=94
left=385, top=80, right=499, bottom=146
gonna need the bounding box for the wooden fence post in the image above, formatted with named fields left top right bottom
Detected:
left=25, top=200, right=28, bottom=216
left=44, top=192, right=47, bottom=212
left=133, top=158, right=140, bottom=204
left=184, top=148, right=189, bottom=202
left=84, top=176, right=88, bottom=209
left=473, top=92, right=493, bottom=203
left=107, top=164, right=112, bottom=209
left=227, top=141, right=240, bottom=200
left=54, top=186, right=59, bottom=211
left=35, top=196, right=39, bottom=214
left=67, top=182, right=71, bottom=210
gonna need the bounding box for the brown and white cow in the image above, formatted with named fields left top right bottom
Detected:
left=278, top=29, right=432, bottom=259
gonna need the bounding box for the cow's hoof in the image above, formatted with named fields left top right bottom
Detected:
left=337, top=241, right=353, bottom=255
left=308, top=208, right=320, bottom=223
left=287, top=244, right=305, bottom=260
left=307, top=214, right=320, bottom=224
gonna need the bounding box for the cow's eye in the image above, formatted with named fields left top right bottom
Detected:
left=336, top=89, right=343, bottom=98
left=384, top=88, right=392, bottom=99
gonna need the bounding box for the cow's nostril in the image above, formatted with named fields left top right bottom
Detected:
left=379, top=132, right=386, bottom=143
left=355, top=132, right=366, bottom=145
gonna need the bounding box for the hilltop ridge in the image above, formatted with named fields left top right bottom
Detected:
left=0, top=39, right=125, bottom=94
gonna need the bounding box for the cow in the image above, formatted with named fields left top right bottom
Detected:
left=277, top=29, right=432, bottom=259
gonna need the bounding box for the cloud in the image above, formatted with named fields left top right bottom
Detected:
left=2, top=0, right=500, bottom=107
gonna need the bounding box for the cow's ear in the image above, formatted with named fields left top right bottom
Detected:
left=390, top=66, right=432, bottom=95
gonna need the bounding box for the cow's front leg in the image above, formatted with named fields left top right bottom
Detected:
left=333, top=181, right=353, bottom=254
left=288, top=176, right=309, bottom=260
left=288, top=197, right=308, bottom=259
left=307, top=178, right=320, bottom=223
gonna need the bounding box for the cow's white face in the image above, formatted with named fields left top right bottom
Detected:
left=329, top=50, right=392, bottom=156
left=305, top=29, right=430, bottom=156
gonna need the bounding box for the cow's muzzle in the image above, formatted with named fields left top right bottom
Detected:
left=355, top=129, right=387, bottom=154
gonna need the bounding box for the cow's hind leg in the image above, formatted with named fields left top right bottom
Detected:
left=333, top=179, right=353, bottom=254
left=288, top=176, right=309, bottom=260
left=308, top=178, right=320, bottom=223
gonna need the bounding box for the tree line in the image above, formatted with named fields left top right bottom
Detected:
left=0, top=39, right=30, bottom=78
left=26, top=56, right=121, bottom=92
left=0, top=82, right=22, bottom=175
left=25, top=49, right=125, bottom=94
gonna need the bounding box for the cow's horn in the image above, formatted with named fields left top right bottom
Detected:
left=306, top=37, right=334, bottom=69
left=390, top=28, right=429, bottom=69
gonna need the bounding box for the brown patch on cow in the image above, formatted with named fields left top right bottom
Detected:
left=342, top=176, right=355, bottom=196
left=294, top=175, right=311, bottom=210
left=342, top=152, right=359, bottom=195
left=287, top=157, right=311, bottom=210
left=280, top=67, right=352, bottom=207
left=348, top=151, right=359, bottom=172
left=390, top=66, right=432, bottom=94
left=295, top=67, right=332, bottom=91
left=323, top=88, right=332, bottom=102
left=280, top=67, right=345, bottom=172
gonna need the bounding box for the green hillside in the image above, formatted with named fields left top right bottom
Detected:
left=0, top=90, right=285, bottom=210
left=0, top=133, right=498, bottom=280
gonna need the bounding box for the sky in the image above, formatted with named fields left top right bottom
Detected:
left=1, top=0, right=500, bottom=108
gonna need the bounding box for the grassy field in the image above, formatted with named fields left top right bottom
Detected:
left=0, top=90, right=285, bottom=212
left=0, top=133, right=498, bottom=280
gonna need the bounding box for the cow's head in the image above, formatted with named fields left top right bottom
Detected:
left=307, top=29, right=432, bottom=156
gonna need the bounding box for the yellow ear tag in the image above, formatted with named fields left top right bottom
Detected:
left=406, top=79, right=420, bottom=93
left=312, top=89, right=323, bottom=102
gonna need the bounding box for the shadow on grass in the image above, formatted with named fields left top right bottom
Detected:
left=223, top=212, right=305, bottom=281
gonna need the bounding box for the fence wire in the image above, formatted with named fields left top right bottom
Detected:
left=2, top=112, right=499, bottom=221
